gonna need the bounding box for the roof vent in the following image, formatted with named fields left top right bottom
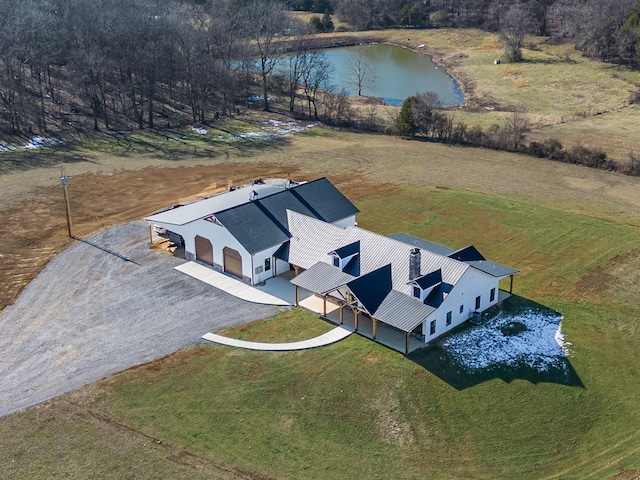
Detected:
left=409, top=248, right=421, bottom=280
left=249, top=190, right=259, bottom=201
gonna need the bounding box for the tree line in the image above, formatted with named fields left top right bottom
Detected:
left=2, top=0, right=639, bottom=138
left=291, top=0, right=640, bottom=67
left=393, top=93, right=640, bottom=176
left=0, top=0, right=341, bottom=137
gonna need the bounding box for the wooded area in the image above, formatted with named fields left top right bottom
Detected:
left=1, top=0, right=639, bottom=137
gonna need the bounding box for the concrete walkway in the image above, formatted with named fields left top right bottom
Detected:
left=201, top=326, right=353, bottom=351
left=175, top=261, right=291, bottom=306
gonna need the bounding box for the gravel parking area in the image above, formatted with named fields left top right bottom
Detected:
left=0, top=221, right=280, bottom=417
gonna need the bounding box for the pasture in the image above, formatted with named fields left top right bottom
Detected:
left=0, top=125, right=639, bottom=478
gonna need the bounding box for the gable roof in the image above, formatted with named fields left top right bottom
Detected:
left=449, top=245, right=519, bottom=278
left=464, top=260, right=519, bottom=278
left=212, top=178, right=359, bottom=254
left=287, top=211, right=469, bottom=298
left=346, top=264, right=393, bottom=315
left=374, top=290, right=436, bottom=332
left=410, top=269, right=442, bottom=289
left=331, top=241, right=360, bottom=259
left=448, top=245, right=485, bottom=262
left=290, top=262, right=355, bottom=295
left=146, top=183, right=284, bottom=226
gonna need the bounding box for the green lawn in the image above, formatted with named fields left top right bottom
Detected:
left=95, top=186, right=640, bottom=479
left=1, top=181, right=639, bottom=478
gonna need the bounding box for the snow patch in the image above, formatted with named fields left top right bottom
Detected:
left=441, top=310, right=569, bottom=372
left=0, top=135, right=62, bottom=152
left=191, top=126, right=208, bottom=135
left=223, top=119, right=320, bottom=142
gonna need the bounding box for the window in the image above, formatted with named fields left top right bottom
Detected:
left=446, top=311, right=452, bottom=326
left=490, top=288, right=496, bottom=302
left=430, top=320, right=436, bottom=335
left=413, top=286, right=421, bottom=298
left=333, top=256, right=340, bottom=267
left=265, top=258, right=271, bottom=271
left=459, top=304, right=464, bottom=314
left=475, top=295, right=481, bottom=310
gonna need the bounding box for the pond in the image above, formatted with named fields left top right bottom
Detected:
left=321, top=44, right=464, bottom=106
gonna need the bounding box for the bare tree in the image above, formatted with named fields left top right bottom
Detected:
left=411, top=91, right=441, bottom=136
left=301, top=52, right=332, bottom=119
left=500, top=4, right=531, bottom=62
left=344, top=48, right=377, bottom=96
left=505, top=111, right=531, bottom=150
left=238, top=0, right=287, bottom=112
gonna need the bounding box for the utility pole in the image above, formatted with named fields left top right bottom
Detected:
left=60, top=166, right=73, bottom=238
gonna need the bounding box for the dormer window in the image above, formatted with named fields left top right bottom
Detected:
left=329, top=241, right=360, bottom=272
left=408, top=269, right=442, bottom=302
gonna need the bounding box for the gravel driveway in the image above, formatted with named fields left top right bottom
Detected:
left=0, top=221, right=280, bottom=417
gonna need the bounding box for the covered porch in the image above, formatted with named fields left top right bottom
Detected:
left=289, top=262, right=427, bottom=354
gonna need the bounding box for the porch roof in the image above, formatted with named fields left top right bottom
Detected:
left=373, top=290, right=436, bottom=333
left=290, top=262, right=355, bottom=295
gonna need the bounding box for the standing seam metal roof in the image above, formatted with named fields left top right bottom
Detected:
left=373, top=290, right=436, bottom=332
left=213, top=178, right=359, bottom=254
left=287, top=211, right=469, bottom=297
left=289, top=262, right=355, bottom=295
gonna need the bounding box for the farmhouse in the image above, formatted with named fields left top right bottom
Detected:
left=146, top=178, right=518, bottom=351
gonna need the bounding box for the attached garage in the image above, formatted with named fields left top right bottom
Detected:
left=223, top=247, right=243, bottom=279
left=195, top=235, right=213, bottom=266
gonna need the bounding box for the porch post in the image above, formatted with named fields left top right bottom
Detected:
left=323, top=295, right=327, bottom=317
left=405, top=332, right=409, bottom=354
left=339, top=304, right=344, bottom=324
left=373, top=318, right=377, bottom=339
left=510, top=275, right=514, bottom=294
left=354, top=310, right=359, bottom=331
left=295, top=285, right=299, bottom=306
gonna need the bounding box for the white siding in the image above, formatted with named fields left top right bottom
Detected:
left=422, top=269, right=500, bottom=343
left=252, top=246, right=283, bottom=284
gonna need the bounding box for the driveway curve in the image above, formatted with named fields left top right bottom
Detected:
left=0, top=221, right=280, bottom=417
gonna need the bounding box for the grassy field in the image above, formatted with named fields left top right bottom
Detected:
left=304, top=28, right=640, bottom=162
left=1, top=27, right=640, bottom=475
left=1, top=168, right=640, bottom=478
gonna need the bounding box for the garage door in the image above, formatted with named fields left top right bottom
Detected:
left=195, top=235, right=213, bottom=266
left=223, top=247, right=243, bottom=279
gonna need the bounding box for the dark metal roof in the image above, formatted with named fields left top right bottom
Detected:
left=373, top=290, right=435, bottom=332
left=387, top=233, right=455, bottom=256
left=448, top=245, right=485, bottom=262
left=465, top=260, right=519, bottom=278
left=347, top=264, right=392, bottom=315
left=215, top=178, right=359, bottom=254
left=290, top=262, right=355, bottom=295
left=331, top=241, right=360, bottom=259
left=273, top=241, right=290, bottom=261
left=410, top=269, right=442, bottom=289
left=343, top=254, right=360, bottom=277
left=424, top=283, right=454, bottom=309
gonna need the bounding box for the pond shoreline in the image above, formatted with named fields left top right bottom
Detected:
left=295, top=32, right=473, bottom=108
